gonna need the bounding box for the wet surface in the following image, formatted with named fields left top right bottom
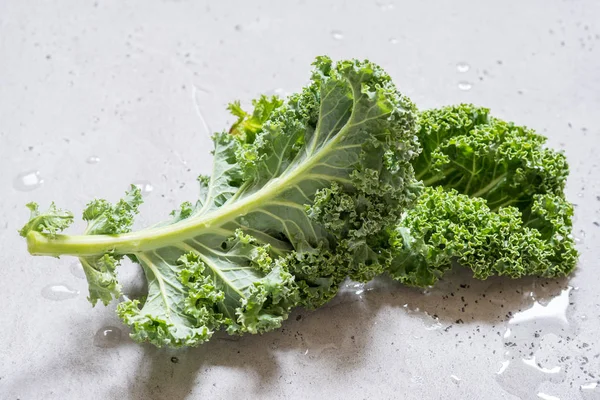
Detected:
left=1, top=1, right=599, bottom=399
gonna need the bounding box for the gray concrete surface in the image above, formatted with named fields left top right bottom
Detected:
left=1, top=1, right=599, bottom=399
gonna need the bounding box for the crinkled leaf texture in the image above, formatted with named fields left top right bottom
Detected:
left=389, top=187, right=577, bottom=286
left=19, top=202, right=73, bottom=238
left=387, top=105, right=577, bottom=286
left=415, top=104, right=569, bottom=210
left=23, top=56, right=420, bottom=347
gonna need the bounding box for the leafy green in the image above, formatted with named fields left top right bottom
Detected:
left=19, top=202, right=73, bottom=238
left=82, top=185, right=143, bottom=235
left=415, top=105, right=569, bottom=211
left=19, top=61, right=577, bottom=349
left=388, top=187, right=577, bottom=286
left=387, top=105, right=577, bottom=286
left=22, top=56, right=420, bottom=347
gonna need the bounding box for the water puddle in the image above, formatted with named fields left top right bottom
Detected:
left=496, top=287, right=573, bottom=399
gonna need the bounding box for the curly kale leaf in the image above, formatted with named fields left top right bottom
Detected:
left=23, top=56, right=420, bottom=346
left=19, top=202, right=73, bottom=238
left=117, top=232, right=299, bottom=347
left=416, top=104, right=569, bottom=211
left=82, top=185, right=143, bottom=235
left=387, top=105, right=577, bottom=286
left=388, top=187, right=577, bottom=286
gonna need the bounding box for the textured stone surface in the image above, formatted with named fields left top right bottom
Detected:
left=1, top=1, right=599, bottom=399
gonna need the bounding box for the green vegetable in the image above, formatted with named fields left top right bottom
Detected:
left=21, top=57, right=420, bottom=347
left=387, top=105, right=577, bottom=286
left=19, top=202, right=73, bottom=238
left=19, top=60, right=577, bottom=349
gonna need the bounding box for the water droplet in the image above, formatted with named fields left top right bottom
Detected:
left=70, top=261, right=86, bottom=279
left=575, top=229, right=586, bottom=244
left=41, top=284, right=79, bottom=301
left=456, top=62, right=470, bottom=72
left=421, top=286, right=435, bottom=296
left=331, top=30, right=344, bottom=40
left=458, top=81, right=472, bottom=91
left=581, top=382, right=598, bottom=395
left=302, top=336, right=338, bottom=362
left=376, top=1, right=395, bottom=10
left=133, top=181, right=153, bottom=195
left=345, top=282, right=365, bottom=295
left=13, top=170, right=44, bottom=191
left=424, top=319, right=442, bottom=331
left=537, top=393, right=560, bottom=400
left=266, top=87, right=288, bottom=97
left=389, top=37, right=398, bottom=44
left=86, top=156, right=100, bottom=164
left=93, top=326, right=122, bottom=348
left=171, top=356, right=179, bottom=363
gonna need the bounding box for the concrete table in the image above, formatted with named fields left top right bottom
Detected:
left=1, top=1, right=598, bottom=399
